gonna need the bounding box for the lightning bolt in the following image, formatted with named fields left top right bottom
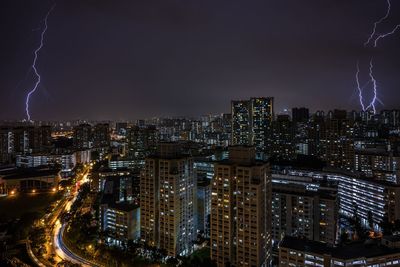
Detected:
left=364, top=0, right=391, bottom=47
left=355, top=61, right=366, bottom=112
left=355, top=0, right=400, bottom=113
left=374, top=24, right=400, bottom=47
left=25, top=4, right=55, bottom=122
left=365, top=59, right=378, bottom=114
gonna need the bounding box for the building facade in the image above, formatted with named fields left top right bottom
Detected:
left=100, top=202, right=140, bottom=245
left=140, top=143, right=196, bottom=257
left=279, top=235, right=400, bottom=267
left=272, top=180, right=338, bottom=245
left=274, top=169, right=400, bottom=228
left=231, top=97, right=274, bottom=157
left=210, top=146, right=272, bottom=267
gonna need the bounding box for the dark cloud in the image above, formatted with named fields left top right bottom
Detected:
left=0, top=0, right=399, bottom=120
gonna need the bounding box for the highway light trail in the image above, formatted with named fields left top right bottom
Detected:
left=25, top=4, right=55, bottom=121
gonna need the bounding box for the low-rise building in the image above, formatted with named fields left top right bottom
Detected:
left=273, top=168, right=400, bottom=228
left=16, top=154, right=49, bottom=168
left=279, top=235, right=400, bottom=267
left=0, top=167, right=60, bottom=194
left=100, top=201, right=140, bottom=246
left=272, top=180, right=338, bottom=245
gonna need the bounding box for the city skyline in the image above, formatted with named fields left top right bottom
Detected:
left=3, top=1, right=400, bottom=267
left=2, top=100, right=400, bottom=266
left=1, top=0, right=400, bottom=121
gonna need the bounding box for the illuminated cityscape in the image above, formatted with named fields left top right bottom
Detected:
left=1, top=1, right=400, bottom=267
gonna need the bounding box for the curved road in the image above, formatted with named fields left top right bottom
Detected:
left=50, top=167, right=102, bottom=267
left=53, top=223, right=100, bottom=267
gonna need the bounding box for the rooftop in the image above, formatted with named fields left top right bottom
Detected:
left=280, top=236, right=332, bottom=255
left=109, top=202, right=139, bottom=212
left=280, top=236, right=400, bottom=260
left=0, top=167, right=60, bottom=180
left=332, top=240, right=400, bottom=259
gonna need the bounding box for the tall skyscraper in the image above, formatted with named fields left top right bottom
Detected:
left=251, top=97, right=274, bottom=155
left=231, top=97, right=274, bottom=157
left=0, top=127, right=12, bottom=164
left=272, top=114, right=295, bottom=160
left=325, top=117, right=355, bottom=170
left=231, top=100, right=252, bottom=146
left=126, top=125, right=158, bottom=163
left=73, top=123, right=92, bottom=149
left=0, top=125, right=52, bottom=160
left=115, top=122, right=128, bottom=135
left=210, top=146, right=272, bottom=267
left=272, top=181, right=338, bottom=245
left=140, top=142, right=196, bottom=257
left=93, top=123, right=110, bottom=148
left=292, top=107, right=309, bottom=123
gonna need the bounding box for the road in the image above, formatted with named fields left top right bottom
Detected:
left=28, top=165, right=101, bottom=267
left=53, top=222, right=100, bottom=267
left=51, top=166, right=102, bottom=267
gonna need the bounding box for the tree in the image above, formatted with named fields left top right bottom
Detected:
left=394, top=220, right=400, bottom=232
left=367, top=210, right=374, bottom=232
left=349, top=203, right=368, bottom=240
left=379, top=213, right=393, bottom=235
left=166, top=257, right=179, bottom=266
left=339, top=231, right=350, bottom=245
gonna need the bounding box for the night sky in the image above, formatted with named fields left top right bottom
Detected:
left=1, top=0, right=400, bottom=121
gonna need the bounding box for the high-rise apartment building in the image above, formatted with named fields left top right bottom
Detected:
left=197, top=178, right=211, bottom=237
left=275, top=168, right=400, bottom=229
left=381, top=109, right=400, bottom=127
left=210, top=146, right=272, bottom=267
left=325, top=117, right=355, bottom=170
left=231, top=97, right=274, bottom=157
left=272, top=181, right=338, bottom=245
left=232, top=100, right=252, bottom=146
left=0, top=125, right=52, bottom=164
left=355, top=148, right=400, bottom=184
left=116, top=122, right=128, bottom=135
left=0, top=127, right=13, bottom=164
left=140, top=142, right=196, bottom=257
left=279, top=235, right=400, bottom=267
left=307, top=112, right=326, bottom=159
left=127, top=125, right=158, bottom=164
left=292, top=107, right=310, bottom=123
left=93, top=123, right=110, bottom=148
left=251, top=97, right=274, bottom=154
left=272, top=114, right=295, bottom=160
left=73, top=123, right=92, bottom=149
left=100, top=202, right=140, bottom=245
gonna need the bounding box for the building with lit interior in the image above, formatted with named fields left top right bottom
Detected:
left=272, top=179, right=338, bottom=245
left=279, top=235, right=400, bottom=267
left=273, top=169, right=400, bottom=228
left=100, top=202, right=140, bottom=246
left=210, top=146, right=272, bottom=267
left=140, top=142, right=196, bottom=257
left=231, top=97, right=274, bottom=158
left=0, top=167, right=60, bottom=195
